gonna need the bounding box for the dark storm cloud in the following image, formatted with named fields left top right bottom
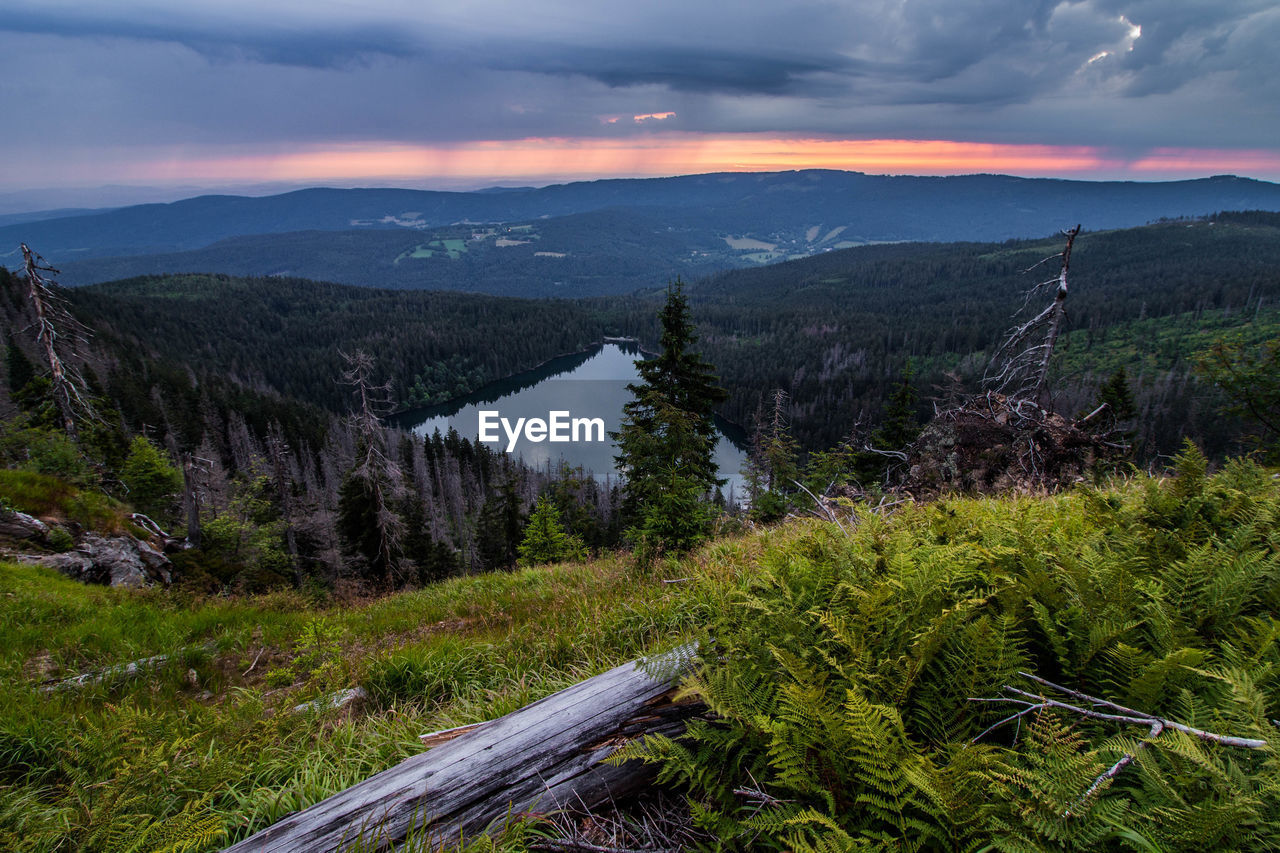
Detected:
left=1, top=5, right=420, bottom=69
left=1096, top=0, right=1280, bottom=98
left=0, top=0, right=1277, bottom=189
left=500, top=44, right=858, bottom=95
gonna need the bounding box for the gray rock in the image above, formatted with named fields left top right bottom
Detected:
left=0, top=510, right=49, bottom=541
left=29, top=533, right=172, bottom=588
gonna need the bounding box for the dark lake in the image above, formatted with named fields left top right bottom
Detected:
left=395, top=343, right=749, bottom=500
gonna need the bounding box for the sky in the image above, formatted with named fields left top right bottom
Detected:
left=1, top=0, right=1278, bottom=208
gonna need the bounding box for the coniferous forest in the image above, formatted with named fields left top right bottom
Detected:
left=2, top=200, right=1280, bottom=851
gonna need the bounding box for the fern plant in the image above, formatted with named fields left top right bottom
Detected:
left=624, top=448, right=1280, bottom=851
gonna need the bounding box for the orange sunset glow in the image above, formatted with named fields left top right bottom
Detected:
left=127, top=135, right=1280, bottom=187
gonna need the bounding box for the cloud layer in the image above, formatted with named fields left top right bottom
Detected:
left=1, top=0, right=1276, bottom=192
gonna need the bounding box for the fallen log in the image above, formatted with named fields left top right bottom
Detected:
left=40, top=642, right=218, bottom=692
left=224, top=644, right=701, bottom=852
left=293, top=687, right=369, bottom=715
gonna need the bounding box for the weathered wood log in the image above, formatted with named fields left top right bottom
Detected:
left=224, top=645, right=701, bottom=852
left=40, top=642, right=218, bottom=692
left=293, top=687, right=369, bottom=715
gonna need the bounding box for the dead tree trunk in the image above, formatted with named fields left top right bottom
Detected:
left=180, top=453, right=203, bottom=549
left=1032, top=224, right=1079, bottom=401
left=984, top=225, right=1081, bottom=407
left=267, top=423, right=302, bottom=586
left=223, top=646, right=701, bottom=852
left=339, top=349, right=405, bottom=587
left=19, top=243, right=94, bottom=438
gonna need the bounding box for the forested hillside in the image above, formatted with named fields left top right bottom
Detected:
left=70, top=274, right=608, bottom=410
left=674, top=212, right=1280, bottom=455
left=2, top=264, right=627, bottom=594
left=57, top=209, right=735, bottom=296
left=58, top=212, right=1280, bottom=463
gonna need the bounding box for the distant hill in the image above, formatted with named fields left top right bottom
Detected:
left=55, top=208, right=734, bottom=297
left=7, top=170, right=1280, bottom=296
left=0, top=207, right=114, bottom=228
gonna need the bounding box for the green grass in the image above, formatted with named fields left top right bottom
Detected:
left=8, top=458, right=1280, bottom=850
left=394, top=239, right=468, bottom=263
left=0, top=551, right=703, bottom=851
left=0, top=469, right=131, bottom=533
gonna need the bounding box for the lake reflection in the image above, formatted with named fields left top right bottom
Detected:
left=395, top=343, right=748, bottom=499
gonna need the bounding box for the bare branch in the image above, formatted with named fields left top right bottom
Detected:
left=860, top=443, right=909, bottom=461
left=790, top=478, right=848, bottom=535
left=983, top=226, right=1081, bottom=408
left=1017, top=671, right=1267, bottom=749
left=970, top=671, right=1267, bottom=817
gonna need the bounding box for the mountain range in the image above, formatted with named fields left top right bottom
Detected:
left=6, top=170, right=1280, bottom=297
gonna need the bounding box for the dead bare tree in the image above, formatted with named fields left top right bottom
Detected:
left=339, top=349, right=406, bottom=587
left=898, top=225, right=1135, bottom=496
left=984, top=225, right=1081, bottom=407
left=266, top=422, right=302, bottom=586
left=19, top=244, right=96, bottom=437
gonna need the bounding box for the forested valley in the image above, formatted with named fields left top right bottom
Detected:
left=3, top=211, right=1275, bottom=596
left=64, top=211, right=1280, bottom=462
left=2, top=208, right=1280, bottom=851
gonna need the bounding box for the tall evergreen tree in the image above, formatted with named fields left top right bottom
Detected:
left=476, top=476, right=522, bottom=570
left=5, top=333, right=36, bottom=396
left=518, top=496, right=583, bottom=566
left=613, top=280, right=727, bottom=552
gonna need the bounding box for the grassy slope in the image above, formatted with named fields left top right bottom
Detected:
left=5, top=457, right=1280, bottom=851
left=0, top=552, right=703, bottom=851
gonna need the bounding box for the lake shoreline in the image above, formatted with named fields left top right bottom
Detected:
left=390, top=337, right=656, bottom=419
left=392, top=343, right=749, bottom=492
left=391, top=339, right=747, bottom=442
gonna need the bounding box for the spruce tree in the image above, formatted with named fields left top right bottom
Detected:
left=852, top=362, right=920, bottom=485
left=518, top=496, right=583, bottom=566
left=476, top=476, right=522, bottom=570
left=613, top=280, right=727, bottom=552
left=120, top=435, right=183, bottom=520
left=5, top=333, right=36, bottom=396
left=1097, top=366, right=1137, bottom=424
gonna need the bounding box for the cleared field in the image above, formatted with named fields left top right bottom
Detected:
left=723, top=235, right=776, bottom=251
